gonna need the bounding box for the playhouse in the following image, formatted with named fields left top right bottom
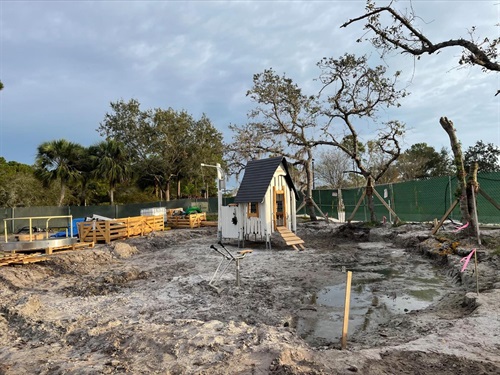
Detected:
left=221, top=156, right=304, bottom=249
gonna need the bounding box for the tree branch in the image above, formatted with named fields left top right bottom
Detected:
left=342, top=3, right=500, bottom=72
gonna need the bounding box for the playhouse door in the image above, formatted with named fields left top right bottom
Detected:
left=273, top=187, right=287, bottom=229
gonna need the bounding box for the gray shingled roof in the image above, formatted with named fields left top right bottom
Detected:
left=234, top=156, right=297, bottom=203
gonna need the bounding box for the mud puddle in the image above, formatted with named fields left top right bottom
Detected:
left=295, top=243, right=453, bottom=347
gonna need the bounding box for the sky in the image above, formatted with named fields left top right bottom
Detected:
left=1, top=0, right=499, bottom=174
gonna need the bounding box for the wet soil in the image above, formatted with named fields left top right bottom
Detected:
left=0, top=221, right=499, bottom=374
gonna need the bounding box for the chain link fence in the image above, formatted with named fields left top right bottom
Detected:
left=0, top=197, right=234, bottom=233
left=0, top=172, right=498, bottom=232
left=305, top=172, right=500, bottom=224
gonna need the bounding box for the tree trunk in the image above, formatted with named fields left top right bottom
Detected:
left=366, top=176, right=377, bottom=222
left=154, top=176, right=160, bottom=199
left=58, top=182, right=66, bottom=207
left=306, top=159, right=317, bottom=221
left=467, top=163, right=480, bottom=238
left=165, top=181, right=171, bottom=201
left=439, top=117, right=475, bottom=234
left=305, top=196, right=317, bottom=221
left=110, top=189, right=114, bottom=205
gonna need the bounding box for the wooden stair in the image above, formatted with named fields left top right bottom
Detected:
left=276, top=226, right=305, bottom=251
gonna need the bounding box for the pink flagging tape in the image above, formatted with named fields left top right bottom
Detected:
left=460, top=248, right=477, bottom=272
left=454, top=222, right=469, bottom=232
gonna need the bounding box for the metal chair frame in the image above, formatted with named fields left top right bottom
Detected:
left=208, top=242, right=252, bottom=288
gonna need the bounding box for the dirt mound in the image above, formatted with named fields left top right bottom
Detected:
left=0, top=222, right=499, bottom=374
left=362, top=350, right=500, bottom=374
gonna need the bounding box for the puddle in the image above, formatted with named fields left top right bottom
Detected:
left=296, top=246, right=451, bottom=346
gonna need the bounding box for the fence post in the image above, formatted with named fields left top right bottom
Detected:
left=11, top=207, right=15, bottom=234
left=448, top=176, right=454, bottom=221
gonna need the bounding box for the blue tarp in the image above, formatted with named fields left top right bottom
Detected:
left=51, top=218, right=85, bottom=238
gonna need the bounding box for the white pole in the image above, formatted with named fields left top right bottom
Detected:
left=201, top=162, right=224, bottom=242
left=217, top=165, right=223, bottom=241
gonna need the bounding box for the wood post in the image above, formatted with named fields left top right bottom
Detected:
left=478, top=189, right=500, bottom=211
left=431, top=200, right=459, bottom=235
left=347, top=190, right=366, bottom=223
left=371, top=188, right=401, bottom=224
left=341, top=271, right=352, bottom=350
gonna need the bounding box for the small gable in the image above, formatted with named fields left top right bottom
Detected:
left=234, top=156, right=297, bottom=203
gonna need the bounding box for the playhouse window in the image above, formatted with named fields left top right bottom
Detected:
left=248, top=202, right=259, bottom=217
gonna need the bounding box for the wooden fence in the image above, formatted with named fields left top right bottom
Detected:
left=166, top=208, right=207, bottom=228
left=78, top=216, right=164, bottom=244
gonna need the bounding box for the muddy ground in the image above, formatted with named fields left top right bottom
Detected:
left=0, top=221, right=500, bottom=374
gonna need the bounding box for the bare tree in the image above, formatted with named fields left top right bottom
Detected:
left=439, top=117, right=478, bottom=236
left=227, top=69, right=320, bottom=219
left=342, top=1, right=500, bottom=78
left=228, top=55, right=406, bottom=222
left=314, top=149, right=352, bottom=188
left=312, top=54, right=407, bottom=221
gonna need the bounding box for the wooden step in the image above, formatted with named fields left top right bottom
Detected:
left=276, top=226, right=305, bottom=250
left=285, top=239, right=305, bottom=246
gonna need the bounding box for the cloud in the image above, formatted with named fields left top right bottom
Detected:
left=0, top=0, right=498, bottom=167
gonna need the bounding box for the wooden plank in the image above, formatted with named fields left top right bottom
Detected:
left=46, top=241, right=95, bottom=253
left=237, top=250, right=253, bottom=255
left=200, top=221, right=217, bottom=227
left=0, top=253, right=47, bottom=266
left=284, top=239, right=305, bottom=246
left=12, top=256, right=48, bottom=265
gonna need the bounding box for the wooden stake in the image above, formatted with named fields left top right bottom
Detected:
left=478, top=188, right=500, bottom=211
left=470, top=181, right=481, bottom=245
left=371, top=188, right=401, bottom=224
left=341, top=271, right=352, bottom=350
left=431, top=199, right=459, bottom=235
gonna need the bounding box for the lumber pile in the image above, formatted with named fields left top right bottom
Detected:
left=78, top=215, right=164, bottom=244
left=1, top=241, right=96, bottom=267
left=45, top=241, right=95, bottom=254
left=167, top=208, right=207, bottom=229
left=0, top=252, right=48, bottom=266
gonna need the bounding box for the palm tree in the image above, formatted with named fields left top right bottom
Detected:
left=35, top=139, right=84, bottom=206
left=90, top=140, right=130, bottom=204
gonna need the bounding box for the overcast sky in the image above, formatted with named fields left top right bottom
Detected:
left=1, top=0, right=499, bottom=170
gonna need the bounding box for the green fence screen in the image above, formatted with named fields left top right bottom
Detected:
left=0, top=172, right=498, bottom=232
left=303, top=172, right=499, bottom=224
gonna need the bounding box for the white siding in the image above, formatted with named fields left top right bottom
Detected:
left=234, top=162, right=297, bottom=245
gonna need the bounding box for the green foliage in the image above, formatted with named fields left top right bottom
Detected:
left=464, top=141, right=500, bottom=173
left=0, top=158, right=59, bottom=207
left=88, top=140, right=131, bottom=204
left=397, top=143, right=454, bottom=180
left=98, top=99, right=224, bottom=201
left=34, top=139, right=85, bottom=206
left=114, top=185, right=158, bottom=204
